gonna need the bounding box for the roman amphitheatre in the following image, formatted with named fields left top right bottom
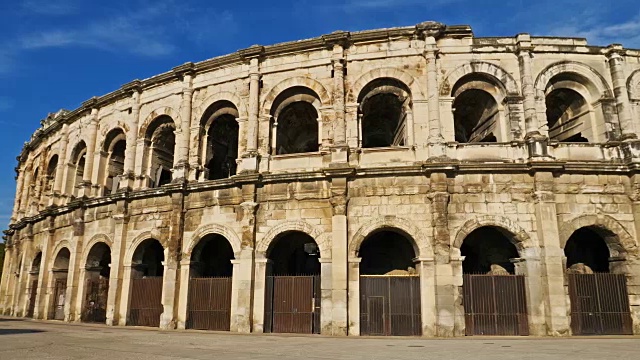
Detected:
left=2, top=21, right=640, bottom=337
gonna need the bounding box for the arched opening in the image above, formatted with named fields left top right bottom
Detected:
left=50, top=247, right=70, bottom=320
left=545, top=74, right=593, bottom=142
left=271, top=87, right=320, bottom=155
left=358, top=229, right=421, bottom=336
left=267, top=231, right=320, bottom=276
left=128, top=239, right=164, bottom=327
left=82, top=242, right=111, bottom=323
left=187, top=234, right=235, bottom=330
left=26, top=252, right=42, bottom=318
left=460, top=226, right=528, bottom=336
left=359, top=230, right=416, bottom=275
left=200, top=101, right=239, bottom=180
left=68, top=142, right=87, bottom=197
left=452, top=74, right=502, bottom=143
left=564, top=227, right=610, bottom=273
left=461, top=227, right=519, bottom=274
left=144, top=116, right=175, bottom=188
left=102, top=128, right=126, bottom=195
left=358, top=78, right=411, bottom=148
left=45, top=155, right=58, bottom=197
left=564, top=226, right=633, bottom=335
left=264, top=231, right=320, bottom=334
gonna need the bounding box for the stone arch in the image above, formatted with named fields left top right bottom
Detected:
left=349, top=216, right=432, bottom=258
left=558, top=214, right=638, bottom=258
left=627, top=69, right=640, bottom=101
left=440, top=61, right=520, bottom=97
left=185, top=223, right=242, bottom=257
left=100, top=127, right=126, bottom=153
left=50, top=240, right=73, bottom=264
left=138, top=106, right=181, bottom=138
left=348, top=67, right=425, bottom=103
left=193, top=91, right=248, bottom=121
left=124, top=231, right=166, bottom=264
left=261, top=76, right=331, bottom=113
left=453, top=215, right=533, bottom=252
left=256, top=220, right=329, bottom=257
left=81, top=234, right=113, bottom=265
left=534, top=61, right=613, bottom=100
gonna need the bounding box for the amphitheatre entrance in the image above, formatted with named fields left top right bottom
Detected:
left=26, top=252, right=42, bottom=318
left=128, top=239, right=164, bottom=327
left=81, top=242, right=111, bottom=323
left=461, top=226, right=528, bottom=336
left=186, top=234, right=234, bottom=331
left=264, top=231, right=321, bottom=334
left=49, top=248, right=70, bottom=320
left=564, top=227, right=632, bottom=335
left=359, top=229, right=421, bottom=336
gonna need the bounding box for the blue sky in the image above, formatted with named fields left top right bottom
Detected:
left=0, top=0, right=639, bottom=228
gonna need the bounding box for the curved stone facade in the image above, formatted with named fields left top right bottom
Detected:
left=2, top=21, right=640, bottom=337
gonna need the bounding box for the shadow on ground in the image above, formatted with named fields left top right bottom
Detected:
left=0, top=328, right=45, bottom=335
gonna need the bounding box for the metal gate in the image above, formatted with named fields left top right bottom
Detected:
left=49, top=278, right=67, bottom=320
left=187, top=277, right=232, bottom=331
left=82, top=278, right=109, bottom=323
left=360, top=275, right=421, bottom=336
left=129, top=277, right=163, bottom=327
left=264, top=275, right=320, bottom=334
left=568, top=273, right=632, bottom=335
left=26, top=280, right=38, bottom=318
left=463, top=274, right=529, bottom=336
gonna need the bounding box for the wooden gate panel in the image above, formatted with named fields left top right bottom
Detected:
left=49, top=279, right=67, bottom=320
left=360, top=276, right=421, bottom=336
left=187, top=277, right=232, bottom=331
left=26, top=280, right=38, bottom=318
left=568, top=273, right=632, bottom=335
left=463, top=274, right=529, bottom=336
left=265, top=275, right=319, bottom=334
left=82, top=278, right=109, bottom=323
left=129, top=277, right=163, bottom=327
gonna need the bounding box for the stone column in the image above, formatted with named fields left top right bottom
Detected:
left=0, top=243, right=13, bottom=314
left=173, top=73, right=194, bottom=181
left=318, top=258, right=332, bottom=335
left=533, top=171, right=570, bottom=336
left=14, top=234, right=34, bottom=317
left=251, top=253, right=269, bottom=333
left=117, top=264, right=133, bottom=326
left=270, top=118, right=278, bottom=155
left=51, top=124, right=69, bottom=205
left=176, top=259, right=190, bottom=329
left=415, top=257, right=437, bottom=336
left=160, top=257, right=178, bottom=329
left=79, top=107, right=99, bottom=197
left=11, top=168, right=25, bottom=221
left=133, top=138, right=147, bottom=189
left=18, top=163, right=33, bottom=217
left=121, top=87, right=141, bottom=190
left=347, top=257, right=361, bottom=336
left=159, top=191, right=186, bottom=329
left=238, top=51, right=262, bottom=173
left=607, top=45, right=637, bottom=139
left=435, top=256, right=464, bottom=337
left=33, top=225, right=54, bottom=319
left=106, top=205, right=129, bottom=326
left=64, top=208, right=86, bottom=322
left=330, top=188, right=348, bottom=335
left=230, top=248, right=254, bottom=333
left=425, top=36, right=444, bottom=157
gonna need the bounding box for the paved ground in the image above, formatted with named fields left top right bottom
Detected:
left=0, top=317, right=639, bottom=360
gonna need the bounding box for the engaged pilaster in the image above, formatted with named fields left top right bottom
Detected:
left=607, top=45, right=637, bottom=140
left=238, top=46, right=264, bottom=174
left=120, top=81, right=141, bottom=191
left=172, top=64, right=194, bottom=181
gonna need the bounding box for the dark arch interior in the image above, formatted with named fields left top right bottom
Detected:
left=86, top=242, right=112, bottom=278
left=276, top=101, right=319, bottom=154
left=268, top=231, right=320, bottom=275
left=105, top=136, right=126, bottom=195
left=206, top=115, right=239, bottom=180
left=461, top=227, right=519, bottom=274
left=31, top=252, right=42, bottom=273
left=53, top=248, right=71, bottom=270
left=545, top=75, right=590, bottom=142
left=564, top=227, right=610, bottom=272
left=46, top=155, right=58, bottom=192
left=359, top=230, right=416, bottom=275
left=453, top=89, right=498, bottom=143
left=132, top=239, right=165, bottom=277
left=191, top=234, right=235, bottom=277
left=146, top=116, right=176, bottom=187
left=359, top=78, right=410, bottom=148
